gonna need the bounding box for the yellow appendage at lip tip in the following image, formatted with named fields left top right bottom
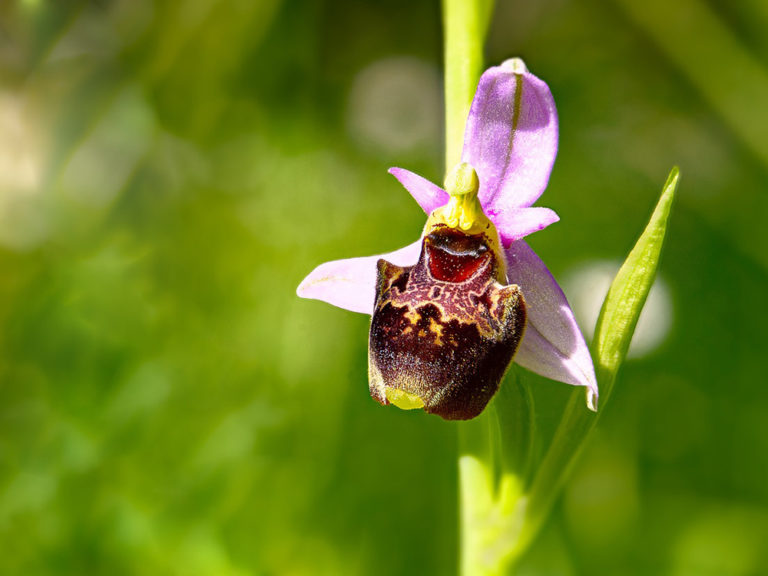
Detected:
left=385, top=387, right=425, bottom=410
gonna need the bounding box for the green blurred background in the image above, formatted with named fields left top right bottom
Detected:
left=1, top=0, right=768, bottom=574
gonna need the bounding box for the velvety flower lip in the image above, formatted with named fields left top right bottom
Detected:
left=297, top=58, right=598, bottom=410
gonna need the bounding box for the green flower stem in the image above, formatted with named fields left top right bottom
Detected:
left=459, top=408, right=498, bottom=576
left=459, top=377, right=534, bottom=576
left=513, top=167, right=680, bottom=557
left=442, top=0, right=493, bottom=171
left=443, top=1, right=528, bottom=574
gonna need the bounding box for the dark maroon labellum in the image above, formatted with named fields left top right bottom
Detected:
left=368, top=224, right=526, bottom=420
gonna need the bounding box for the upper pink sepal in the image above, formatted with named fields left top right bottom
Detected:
left=462, top=59, right=558, bottom=217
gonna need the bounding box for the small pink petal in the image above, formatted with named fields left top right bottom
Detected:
left=505, top=240, right=598, bottom=409
left=462, top=59, right=558, bottom=214
left=494, top=206, right=560, bottom=247
left=389, top=167, right=450, bottom=215
left=297, top=239, right=422, bottom=315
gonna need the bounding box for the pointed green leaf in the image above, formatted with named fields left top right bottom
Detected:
left=510, top=167, right=680, bottom=560
left=593, top=166, right=679, bottom=397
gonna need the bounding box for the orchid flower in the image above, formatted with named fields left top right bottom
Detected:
left=297, top=58, right=598, bottom=419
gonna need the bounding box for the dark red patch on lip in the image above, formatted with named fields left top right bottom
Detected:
left=425, top=227, right=490, bottom=282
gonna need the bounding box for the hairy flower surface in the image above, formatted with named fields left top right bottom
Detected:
left=298, top=58, right=598, bottom=419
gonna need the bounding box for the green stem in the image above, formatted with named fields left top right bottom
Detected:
left=442, top=0, right=493, bottom=171
left=458, top=377, right=534, bottom=576
left=459, top=408, right=498, bottom=576
left=443, top=2, right=535, bottom=574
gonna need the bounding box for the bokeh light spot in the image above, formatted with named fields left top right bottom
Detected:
left=563, top=260, right=673, bottom=358
left=346, top=57, right=441, bottom=156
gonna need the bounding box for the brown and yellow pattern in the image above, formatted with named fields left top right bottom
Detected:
left=368, top=224, right=526, bottom=420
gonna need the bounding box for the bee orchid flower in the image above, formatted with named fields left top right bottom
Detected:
left=297, top=58, right=598, bottom=420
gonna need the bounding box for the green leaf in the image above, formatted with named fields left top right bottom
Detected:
left=511, top=166, right=680, bottom=560
left=593, top=166, right=679, bottom=398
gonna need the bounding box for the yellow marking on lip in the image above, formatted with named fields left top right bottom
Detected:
left=385, top=388, right=425, bottom=410
left=428, top=317, right=444, bottom=346
left=403, top=308, right=421, bottom=325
